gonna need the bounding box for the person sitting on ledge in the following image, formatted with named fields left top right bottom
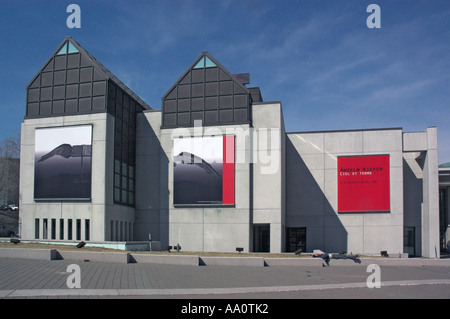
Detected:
left=311, top=250, right=361, bottom=266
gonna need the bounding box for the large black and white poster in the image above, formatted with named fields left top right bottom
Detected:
left=34, top=125, right=92, bottom=200
left=173, top=136, right=235, bottom=205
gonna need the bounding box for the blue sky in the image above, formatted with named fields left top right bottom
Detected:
left=1, top=0, right=449, bottom=163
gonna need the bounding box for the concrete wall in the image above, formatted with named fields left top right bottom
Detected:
left=19, top=113, right=135, bottom=242
left=403, top=151, right=424, bottom=256
left=19, top=110, right=439, bottom=257
left=135, top=110, right=167, bottom=244
left=252, top=102, right=286, bottom=253
left=286, top=128, right=404, bottom=255
left=135, top=102, right=286, bottom=253
left=136, top=110, right=253, bottom=252
left=403, top=127, right=440, bottom=258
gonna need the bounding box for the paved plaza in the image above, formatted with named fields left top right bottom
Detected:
left=0, top=256, right=449, bottom=299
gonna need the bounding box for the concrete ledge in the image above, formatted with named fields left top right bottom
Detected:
left=264, top=258, right=323, bottom=267
left=200, top=256, right=265, bottom=267
left=57, top=251, right=130, bottom=264
left=130, top=254, right=199, bottom=266
left=357, top=258, right=450, bottom=267
left=0, top=248, right=58, bottom=260
left=2, top=247, right=449, bottom=267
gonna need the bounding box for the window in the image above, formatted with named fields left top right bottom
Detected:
left=35, top=219, right=40, bottom=239
left=56, top=41, right=79, bottom=55
left=43, top=219, right=48, bottom=239
left=68, top=219, right=73, bottom=240
left=404, top=227, right=415, bottom=257
left=439, top=189, right=448, bottom=252
left=56, top=43, right=68, bottom=55
left=286, top=227, right=306, bottom=253
left=51, top=219, right=56, bottom=240
left=68, top=42, right=78, bottom=54
left=114, top=159, right=135, bottom=205
left=76, top=219, right=81, bottom=241
left=112, top=87, right=137, bottom=206
left=85, top=219, right=90, bottom=241
left=193, top=56, right=216, bottom=69
left=60, top=219, right=64, bottom=240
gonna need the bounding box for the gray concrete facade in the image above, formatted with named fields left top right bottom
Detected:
left=19, top=113, right=135, bottom=242
left=18, top=37, right=442, bottom=258
left=285, top=127, right=440, bottom=258
left=134, top=101, right=286, bottom=253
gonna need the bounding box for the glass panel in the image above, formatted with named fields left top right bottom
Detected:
left=68, top=42, right=78, bottom=54
left=43, top=219, right=48, bottom=239
left=85, top=220, right=90, bottom=241
left=51, top=219, right=56, bottom=240
left=68, top=219, right=73, bottom=240
left=129, top=178, right=134, bottom=192
left=122, top=189, right=128, bottom=203
left=205, top=56, right=216, bottom=68
left=193, top=57, right=205, bottom=69
left=128, top=192, right=134, bottom=205
left=76, top=219, right=81, bottom=241
left=115, top=174, right=121, bottom=187
left=35, top=219, right=40, bottom=239
left=60, top=219, right=64, bottom=240
left=115, top=187, right=121, bottom=202
left=122, top=163, right=128, bottom=178
left=57, top=42, right=68, bottom=55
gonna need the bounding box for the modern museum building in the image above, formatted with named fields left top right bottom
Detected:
left=19, top=37, right=445, bottom=258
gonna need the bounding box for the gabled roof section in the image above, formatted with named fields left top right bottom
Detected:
left=68, top=37, right=150, bottom=110
left=27, top=37, right=150, bottom=111
left=161, top=52, right=252, bottom=128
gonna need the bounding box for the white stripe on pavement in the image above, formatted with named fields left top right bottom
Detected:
left=1, top=279, right=450, bottom=298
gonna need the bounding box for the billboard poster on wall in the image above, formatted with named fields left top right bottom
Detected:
left=173, top=135, right=235, bottom=205
left=337, top=155, right=390, bottom=212
left=34, top=125, right=92, bottom=200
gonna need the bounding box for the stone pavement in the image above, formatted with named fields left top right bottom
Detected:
left=0, top=256, right=449, bottom=299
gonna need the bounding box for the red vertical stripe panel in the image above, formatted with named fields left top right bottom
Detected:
left=222, top=136, right=235, bottom=205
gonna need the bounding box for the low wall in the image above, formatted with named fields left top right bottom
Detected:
left=1, top=247, right=449, bottom=267
left=56, top=251, right=131, bottom=264
left=0, top=248, right=58, bottom=260
left=130, top=254, right=199, bottom=266
left=199, top=256, right=265, bottom=267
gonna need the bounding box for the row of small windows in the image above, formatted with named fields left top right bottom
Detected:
left=35, top=218, right=90, bottom=241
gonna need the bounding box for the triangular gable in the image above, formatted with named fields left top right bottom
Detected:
left=26, top=37, right=150, bottom=118
left=161, top=52, right=251, bottom=128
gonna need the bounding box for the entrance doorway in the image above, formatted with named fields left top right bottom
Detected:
left=404, top=227, right=416, bottom=257
left=286, top=227, right=307, bottom=253
left=439, top=189, right=448, bottom=253
left=253, top=224, right=270, bottom=253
